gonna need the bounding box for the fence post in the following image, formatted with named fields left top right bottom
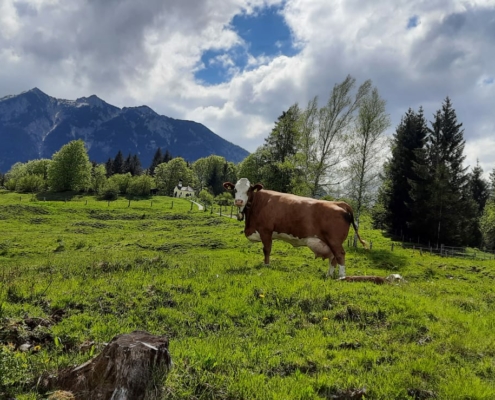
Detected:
left=230, top=206, right=233, bottom=218
left=85, top=200, right=88, bottom=205
left=370, top=241, right=373, bottom=250
left=391, top=243, right=394, bottom=251
left=220, top=206, right=222, bottom=216
left=190, top=202, right=193, bottom=211
left=128, top=200, right=131, bottom=208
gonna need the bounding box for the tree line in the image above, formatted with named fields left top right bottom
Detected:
left=373, top=98, right=495, bottom=250
left=1, top=74, right=493, bottom=249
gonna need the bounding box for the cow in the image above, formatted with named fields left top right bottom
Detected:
left=223, top=178, right=367, bottom=279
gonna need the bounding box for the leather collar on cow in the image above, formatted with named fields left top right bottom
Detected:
left=237, top=200, right=252, bottom=221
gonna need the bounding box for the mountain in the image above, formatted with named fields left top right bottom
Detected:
left=0, top=88, right=249, bottom=171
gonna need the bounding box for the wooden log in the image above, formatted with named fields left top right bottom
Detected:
left=338, top=276, right=386, bottom=284
left=40, top=330, right=171, bottom=400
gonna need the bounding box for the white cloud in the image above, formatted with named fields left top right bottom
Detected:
left=0, top=0, right=494, bottom=174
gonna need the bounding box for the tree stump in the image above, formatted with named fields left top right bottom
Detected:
left=41, top=330, right=171, bottom=400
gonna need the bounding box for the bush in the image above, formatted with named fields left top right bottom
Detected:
left=215, top=192, right=233, bottom=206
left=100, top=181, right=119, bottom=200
left=199, top=189, right=214, bottom=206
left=15, top=174, right=46, bottom=193
left=127, top=175, right=154, bottom=197
left=107, top=173, right=132, bottom=194
left=4, top=179, right=17, bottom=191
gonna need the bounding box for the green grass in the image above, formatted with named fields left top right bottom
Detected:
left=1, top=190, right=495, bottom=399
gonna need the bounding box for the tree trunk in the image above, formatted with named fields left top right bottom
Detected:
left=41, top=330, right=171, bottom=400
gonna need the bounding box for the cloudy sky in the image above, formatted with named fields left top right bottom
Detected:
left=1, top=0, right=494, bottom=174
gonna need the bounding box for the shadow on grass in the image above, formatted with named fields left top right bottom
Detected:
left=349, top=247, right=409, bottom=272
left=35, top=191, right=82, bottom=201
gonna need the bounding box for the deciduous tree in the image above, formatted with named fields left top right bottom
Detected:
left=47, top=140, right=92, bottom=192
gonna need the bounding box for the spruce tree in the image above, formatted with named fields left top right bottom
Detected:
left=105, top=158, right=113, bottom=177
left=378, top=108, right=427, bottom=238
left=149, top=148, right=164, bottom=175
left=409, top=97, right=473, bottom=246
left=130, top=154, right=143, bottom=176
left=113, top=150, right=125, bottom=175
left=123, top=153, right=132, bottom=174
left=163, top=149, right=172, bottom=163
left=469, top=161, right=489, bottom=215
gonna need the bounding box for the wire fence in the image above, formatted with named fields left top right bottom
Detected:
left=392, top=242, right=495, bottom=261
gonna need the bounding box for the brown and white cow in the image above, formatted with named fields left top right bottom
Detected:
left=223, top=178, right=367, bottom=279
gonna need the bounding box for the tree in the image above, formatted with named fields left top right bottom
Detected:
left=262, top=104, right=301, bottom=193
left=375, top=108, right=428, bottom=237
left=298, top=75, right=372, bottom=197
left=163, top=149, right=173, bottom=163
left=468, top=161, right=489, bottom=215
left=127, top=175, right=154, bottom=197
left=130, top=155, right=143, bottom=176
left=0, top=171, right=4, bottom=187
left=47, top=140, right=92, bottom=192
left=155, top=158, right=193, bottom=196
left=91, top=164, right=107, bottom=194
left=345, top=87, right=390, bottom=225
left=237, top=149, right=266, bottom=184
left=123, top=153, right=132, bottom=175
left=489, top=168, right=495, bottom=199
left=409, top=98, right=474, bottom=246
left=113, top=150, right=125, bottom=175
left=149, top=148, right=164, bottom=175
left=105, top=158, right=114, bottom=177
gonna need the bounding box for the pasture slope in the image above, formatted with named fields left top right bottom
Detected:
left=0, top=190, right=494, bottom=400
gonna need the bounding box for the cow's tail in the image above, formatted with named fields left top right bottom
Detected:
left=337, top=202, right=368, bottom=249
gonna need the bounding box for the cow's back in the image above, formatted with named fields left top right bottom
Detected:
left=246, top=190, right=351, bottom=241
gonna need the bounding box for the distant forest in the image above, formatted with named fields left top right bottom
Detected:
left=1, top=75, right=494, bottom=250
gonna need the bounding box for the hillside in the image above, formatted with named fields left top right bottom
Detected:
left=0, top=88, right=249, bottom=171
left=1, top=191, right=494, bottom=399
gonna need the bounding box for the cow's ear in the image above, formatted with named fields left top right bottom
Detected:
left=223, top=182, right=235, bottom=190
left=253, top=183, right=263, bottom=192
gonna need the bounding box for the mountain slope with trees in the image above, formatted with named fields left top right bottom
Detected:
left=0, top=88, right=249, bottom=171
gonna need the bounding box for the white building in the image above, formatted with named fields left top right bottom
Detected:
left=173, top=180, right=195, bottom=198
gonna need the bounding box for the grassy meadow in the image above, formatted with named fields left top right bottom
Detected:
left=1, top=190, right=495, bottom=399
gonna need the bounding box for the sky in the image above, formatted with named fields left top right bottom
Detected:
left=1, top=0, right=494, bottom=175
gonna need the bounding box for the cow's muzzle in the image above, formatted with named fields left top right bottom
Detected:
left=234, top=200, right=244, bottom=207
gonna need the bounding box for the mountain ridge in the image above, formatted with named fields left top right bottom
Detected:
left=0, top=88, right=249, bottom=171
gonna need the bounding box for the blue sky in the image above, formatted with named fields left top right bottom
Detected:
left=1, top=0, right=494, bottom=175
left=195, top=5, right=299, bottom=85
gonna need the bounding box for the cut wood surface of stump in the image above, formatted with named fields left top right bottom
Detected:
left=41, top=330, right=171, bottom=400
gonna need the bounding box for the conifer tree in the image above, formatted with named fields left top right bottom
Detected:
left=105, top=158, right=113, bottom=177
left=123, top=153, right=132, bottom=174
left=149, top=148, right=164, bottom=175
left=376, top=108, right=427, bottom=237
left=130, top=154, right=143, bottom=176
left=409, top=97, right=473, bottom=246
left=113, top=150, right=125, bottom=175
left=163, top=149, right=172, bottom=163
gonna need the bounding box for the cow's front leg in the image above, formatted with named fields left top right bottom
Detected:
left=259, top=231, right=273, bottom=265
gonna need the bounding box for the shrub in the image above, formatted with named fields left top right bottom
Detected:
left=15, top=174, right=46, bottom=193
left=100, top=181, right=120, bottom=200
left=127, top=175, right=154, bottom=197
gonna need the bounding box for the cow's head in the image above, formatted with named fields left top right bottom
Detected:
left=223, top=178, right=263, bottom=220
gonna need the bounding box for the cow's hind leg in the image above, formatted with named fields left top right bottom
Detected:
left=327, top=254, right=337, bottom=278
left=259, top=231, right=273, bottom=265
left=328, top=242, right=346, bottom=278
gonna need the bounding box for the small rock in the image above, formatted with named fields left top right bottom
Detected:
left=18, top=343, right=32, bottom=352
